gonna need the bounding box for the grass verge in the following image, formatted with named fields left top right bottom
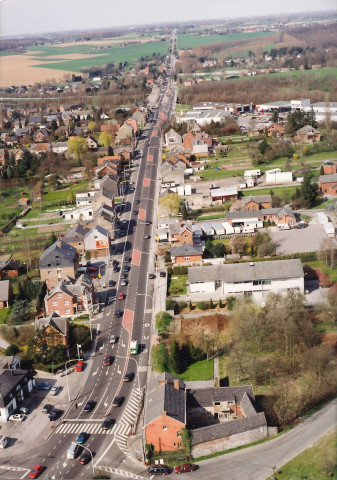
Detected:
left=176, top=359, right=214, bottom=381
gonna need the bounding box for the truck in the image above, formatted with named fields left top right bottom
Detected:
left=130, top=340, right=139, bottom=355
left=0, top=434, right=8, bottom=448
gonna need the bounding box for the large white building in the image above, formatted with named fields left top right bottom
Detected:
left=188, top=259, right=304, bottom=300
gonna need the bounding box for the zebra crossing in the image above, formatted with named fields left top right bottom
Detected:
left=138, top=365, right=148, bottom=372
left=114, top=388, right=143, bottom=454
left=54, top=422, right=115, bottom=435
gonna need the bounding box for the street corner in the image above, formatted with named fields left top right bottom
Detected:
left=122, top=309, right=134, bottom=335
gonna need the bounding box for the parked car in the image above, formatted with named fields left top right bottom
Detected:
left=174, top=463, right=197, bottom=474
left=9, top=413, right=24, bottom=422
left=110, top=334, right=117, bottom=344
left=148, top=273, right=155, bottom=279
left=135, top=199, right=140, bottom=204
left=108, top=280, right=115, bottom=287
left=48, top=408, right=62, bottom=421
left=28, top=465, right=44, bottom=479
left=159, top=271, right=166, bottom=277
left=118, top=292, right=125, bottom=300
left=145, top=221, right=151, bottom=225
left=121, top=272, right=127, bottom=279
left=75, top=360, right=84, bottom=372
left=86, top=266, right=98, bottom=272
left=116, top=249, right=123, bottom=255
left=123, top=265, right=129, bottom=272
left=115, top=309, right=122, bottom=318
left=121, top=279, right=127, bottom=287
left=125, top=257, right=131, bottom=263
left=145, top=235, right=150, bottom=239
left=35, top=383, right=50, bottom=390
left=132, top=210, right=138, bottom=215
left=76, top=432, right=87, bottom=444
left=78, top=451, right=91, bottom=465
left=103, top=355, right=113, bottom=366
left=49, top=386, right=60, bottom=396
left=112, top=396, right=123, bottom=407
left=42, top=404, right=52, bottom=414
left=113, top=266, right=119, bottom=273
left=148, top=465, right=170, bottom=476
left=19, top=407, right=28, bottom=415
left=101, top=418, right=114, bottom=430
left=123, top=372, right=133, bottom=382
left=83, top=400, right=95, bottom=412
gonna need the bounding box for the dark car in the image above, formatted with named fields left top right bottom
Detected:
left=78, top=451, right=91, bottom=465
left=145, top=221, right=151, bottom=225
left=174, top=463, right=197, bottom=474
left=83, top=400, right=95, bottom=412
left=148, top=273, right=155, bottom=279
left=101, top=418, right=114, bottom=430
left=76, top=432, right=87, bottom=444
left=112, top=396, right=123, bottom=407
left=123, top=372, right=133, bottom=382
left=123, top=265, right=129, bottom=272
left=132, top=210, right=138, bottom=215
left=42, top=404, right=52, bottom=414
left=115, top=309, right=122, bottom=318
left=145, top=235, right=150, bottom=239
left=116, top=249, right=123, bottom=255
left=103, top=355, right=113, bottom=366
left=121, top=272, right=127, bottom=279
left=113, top=266, right=119, bottom=273
left=108, top=280, right=115, bottom=287
left=135, top=199, right=140, bottom=204
left=48, top=408, right=62, bottom=421
left=159, top=271, right=166, bottom=277
left=148, top=465, right=170, bottom=476
left=125, top=256, right=131, bottom=263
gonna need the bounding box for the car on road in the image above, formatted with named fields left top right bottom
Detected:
left=108, top=280, right=115, bottom=287
left=28, top=465, right=44, bottom=479
left=115, top=309, right=122, bottom=318
left=103, top=355, right=113, bottom=366
left=121, top=272, right=127, bottom=279
left=113, top=266, right=119, bottom=273
left=48, top=408, right=62, bottom=421
left=19, top=407, right=28, bottom=415
left=89, top=274, right=96, bottom=279
left=125, top=256, right=131, bottom=263
left=35, top=383, right=50, bottom=390
left=121, top=279, right=127, bottom=287
left=75, top=360, right=84, bottom=372
left=86, top=266, right=98, bottom=272
left=49, top=386, right=60, bottom=396
left=42, top=404, right=52, bottom=414
left=83, top=400, right=95, bottom=412
left=132, top=210, right=138, bottom=215
left=9, top=413, right=25, bottom=422
left=145, top=221, right=151, bottom=225
left=76, top=432, right=87, bottom=444
left=148, top=465, right=170, bottom=476
left=123, top=265, right=129, bottom=272
left=174, top=463, right=197, bottom=474
left=101, top=418, right=114, bottom=430
left=159, top=271, right=166, bottom=277
left=135, top=199, right=140, bottom=204
left=145, top=235, right=150, bottom=239
left=148, top=273, right=155, bottom=279
left=78, top=451, right=91, bottom=465
left=110, top=334, right=117, bottom=344
left=118, top=292, right=125, bottom=300
left=112, top=396, right=123, bottom=407
left=133, top=163, right=139, bottom=167
left=123, top=372, right=133, bottom=382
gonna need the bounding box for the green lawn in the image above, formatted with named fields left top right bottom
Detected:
left=242, top=185, right=298, bottom=199
left=168, top=275, right=188, bottom=296
left=177, top=359, right=214, bottom=381
left=268, top=429, right=337, bottom=480
left=0, top=308, right=10, bottom=325
left=42, top=181, right=90, bottom=205
left=199, top=167, right=246, bottom=181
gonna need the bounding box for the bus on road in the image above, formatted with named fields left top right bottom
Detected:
left=130, top=340, right=139, bottom=355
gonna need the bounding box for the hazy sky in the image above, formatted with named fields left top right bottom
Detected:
left=0, top=0, right=336, bottom=37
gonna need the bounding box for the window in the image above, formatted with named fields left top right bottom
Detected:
left=184, top=257, right=190, bottom=261
left=214, top=401, right=220, bottom=406
left=47, top=264, right=51, bottom=267
left=173, top=443, right=176, bottom=447
left=65, top=309, right=70, bottom=314
left=178, top=442, right=182, bottom=449
left=64, top=300, right=69, bottom=305
left=48, top=271, right=52, bottom=275
left=51, top=301, right=58, bottom=306
left=57, top=293, right=63, bottom=298
left=177, top=432, right=181, bottom=437
left=163, top=426, right=167, bottom=431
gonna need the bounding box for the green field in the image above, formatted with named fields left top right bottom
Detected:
left=177, top=359, right=214, bottom=381
left=168, top=274, right=188, bottom=296
left=29, top=40, right=169, bottom=72
left=268, top=429, right=337, bottom=480
left=177, top=31, right=273, bottom=49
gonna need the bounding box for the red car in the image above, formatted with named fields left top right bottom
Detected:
left=89, top=274, right=96, bottom=279
left=118, top=292, right=125, bottom=300
left=75, top=360, right=84, bottom=372
left=174, top=463, right=197, bottom=474
left=86, top=266, right=98, bottom=272
left=28, top=465, right=44, bottom=479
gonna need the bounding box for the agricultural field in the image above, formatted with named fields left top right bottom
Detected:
left=0, top=34, right=169, bottom=86
left=177, top=31, right=273, bottom=49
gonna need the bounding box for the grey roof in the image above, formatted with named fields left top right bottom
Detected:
left=171, top=244, right=203, bottom=257
left=297, top=125, right=320, bottom=134
left=85, top=224, right=110, bottom=239
left=320, top=174, right=337, bottom=184
left=191, top=412, right=267, bottom=445
left=35, top=312, right=69, bottom=336
left=39, top=240, right=77, bottom=270
left=187, top=385, right=255, bottom=409
left=0, top=280, right=11, bottom=302
left=93, top=203, right=115, bottom=223
left=226, top=206, right=295, bottom=220
left=189, top=259, right=304, bottom=284
left=45, top=274, right=92, bottom=302
left=0, top=356, right=19, bottom=369
left=0, top=368, right=34, bottom=407
left=0, top=258, right=20, bottom=272
left=243, top=195, right=272, bottom=205
left=64, top=224, right=89, bottom=243
left=145, top=372, right=185, bottom=426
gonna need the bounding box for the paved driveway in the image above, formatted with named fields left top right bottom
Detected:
left=270, top=224, right=329, bottom=255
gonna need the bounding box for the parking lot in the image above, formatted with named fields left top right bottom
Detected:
left=270, top=224, right=329, bottom=255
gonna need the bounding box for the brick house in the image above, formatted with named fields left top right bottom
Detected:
left=182, top=132, right=196, bottom=151
left=144, top=373, right=186, bottom=452
left=35, top=312, right=69, bottom=346
left=0, top=280, right=13, bottom=308
left=243, top=195, right=272, bottom=211
left=0, top=149, right=9, bottom=171
left=44, top=275, right=94, bottom=316
left=267, top=123, right=285, bottom=137
left=95, top=162, right=118, bottom=178
left=100, top=124, right=120, bottom=137
left=170, top=244, right=203, bottom=264
left=39, top=240, right=78, bottom=290
left=296, top=125, right=321, bottom=143
left=0, top=257, right=20, bottom=279
left=321, top=161, right=337, bottom=175
left=319, top=174, right=337, bottom=196
left=97, top=155, right=122, bottom=172
left=169, top=222, right=194, bottom=245
left=226, top=206, right=297, bottom=227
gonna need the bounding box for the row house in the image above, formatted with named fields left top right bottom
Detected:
left=35, top=312, right=70, bottom=346
left=321, top=161, right=337, bottom=176
left=39, top=240, right=78, bottom=290
left=226, top=206, right=297, bottom=227
left=83, top=225, right=110, bottom=259
left=63, top=224, right=90, bottom=256
left=243, top=195, right=272, bottom=211
left=44, top=274, right=94, bottom=316
left=319, top=174, right=337, bottom=196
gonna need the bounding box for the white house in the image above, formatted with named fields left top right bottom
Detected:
left=62, top=205, right=93, bottom=221
left=76, top=189, right=99, bottom=207
left=188, top=259, right=304, bottom=300
left=51, top=142, right=68, bottom=154
left=265, top=169, right=293, bottom=185
left=84, top=225, right=110, bottom=258
left=0, top=369, right=35, bottom=422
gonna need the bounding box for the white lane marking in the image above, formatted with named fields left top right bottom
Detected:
left=92, top=369, right=98, bottom=376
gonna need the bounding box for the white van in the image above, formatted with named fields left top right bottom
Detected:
left=67, top=442, right=79, bottom=459
left=278, top=223, right=290, bottom=230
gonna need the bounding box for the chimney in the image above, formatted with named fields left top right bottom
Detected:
left=173, top=379, right=180, bottom=390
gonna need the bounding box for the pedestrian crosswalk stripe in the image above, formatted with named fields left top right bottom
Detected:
left=54, top=422, right=115, bottom=435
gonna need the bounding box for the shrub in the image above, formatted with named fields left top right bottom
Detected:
left=209, top=298, right=214, bottom=309
left=152, top=343, right=169, bottom=372
left=189, top=300, right=193, bottom=310
left=178, top=301, right=187, bottom=312
left=166, top=299, right=178, bottom=313
left=170, top=285, right=183, bottom=295
left=156, top=312, right=173, bottom=334
left=226, top=296, right=236, bottom=310
left=218, top=299, right=223, bottom=308
left=196, top=301, right=209, bottom=311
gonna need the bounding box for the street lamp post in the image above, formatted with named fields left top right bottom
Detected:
left=64, top=359, right=78, bottom=404
left=51, top=362, right=54, bottom=374
left=76, top=344, right=82, bottom=360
